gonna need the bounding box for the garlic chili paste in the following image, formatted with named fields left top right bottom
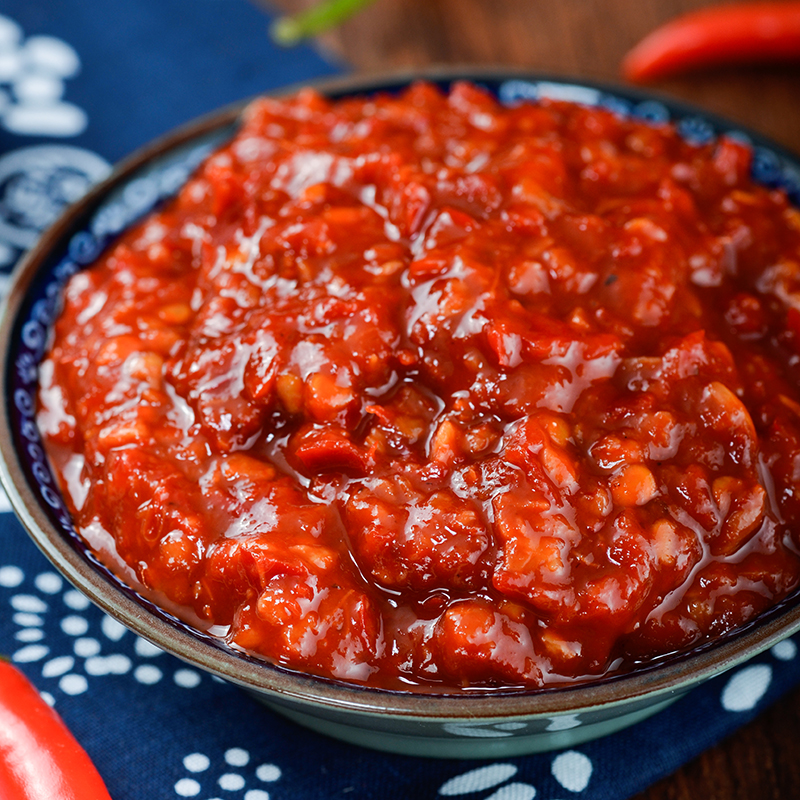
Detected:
left=38, top=82, right=800, bottom=691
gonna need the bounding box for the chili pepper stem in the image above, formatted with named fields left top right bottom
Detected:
left=270, top=0, right=377, bottom=46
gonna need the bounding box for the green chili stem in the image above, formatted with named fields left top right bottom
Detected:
left=270, top=0, right=377, bottom=45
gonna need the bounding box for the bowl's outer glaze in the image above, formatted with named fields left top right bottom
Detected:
left=3, top=68, right=800, bottom=758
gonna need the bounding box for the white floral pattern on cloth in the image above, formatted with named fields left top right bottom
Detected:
left=0, top=144, right=111, bottom=269
left=174, top=748, right=281, bottom=799
left=438, top=752, right=592, bottom=800
left=0, top=562, right=206, bottom=701
left=0, top=14, right=111, bottom=271
left=0, top=14, right=86, bottom=137
left=718, top=638, right=799, bottom=713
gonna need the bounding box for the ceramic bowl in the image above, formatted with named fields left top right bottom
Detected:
left=2, top=69, right=800, bottom=760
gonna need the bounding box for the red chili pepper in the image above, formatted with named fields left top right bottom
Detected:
left=622, top=1, right=800, bottom=83
left=0, top=660, right=113, bottom=800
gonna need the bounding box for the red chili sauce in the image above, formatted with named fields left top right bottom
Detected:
left=38, top=82, right=800, bottom=691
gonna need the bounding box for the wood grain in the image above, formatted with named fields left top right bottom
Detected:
left=263, top=1, right=800, bottom=797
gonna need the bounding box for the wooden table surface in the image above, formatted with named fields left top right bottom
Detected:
left=270, top=1, right=800, bottom=797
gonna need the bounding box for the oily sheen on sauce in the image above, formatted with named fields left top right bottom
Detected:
left=36, top=82, right=800, bottom=692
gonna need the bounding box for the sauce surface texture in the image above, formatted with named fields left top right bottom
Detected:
left=38, top=82, right=800, bottom=691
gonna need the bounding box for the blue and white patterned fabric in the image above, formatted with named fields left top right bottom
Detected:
left=1, top=3, right=800, bottom=800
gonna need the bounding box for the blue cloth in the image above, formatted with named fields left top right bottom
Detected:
left=0, top=3, right=798, bottom=800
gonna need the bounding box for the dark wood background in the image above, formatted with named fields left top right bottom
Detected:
left=268, top=1, right=800, bottom=797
